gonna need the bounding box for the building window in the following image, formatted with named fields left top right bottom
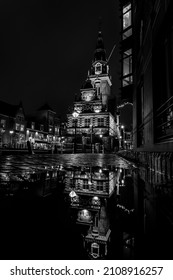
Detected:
left=17, top=115, right=24, bottom=122
left=31, top=122, right=35, bottom=130
left=98, top=117, right=104, bottom=127
left=122, top=3, right=132, bottom=40
left=84, top=118, right=91, bottom=127
left=123, top=49, right=132, bottom=76
left=97, top=181, right=104, bottom=192
left=16, top=123, right=20, bottom=131
left=49, top=119, right=53, bottom=126
left=83, top=180, right=89, bottom=190
left=95, top=62, right=102, bottom=75
left=91, top=243, right=99, bottom=258
left=72, top=119, right=78, bottom=127
left=122, top=76, right=133, bottom=87
left=20, top=124, right=24, bottom=131
left=0, top=119, right=6, bottom=129
left=40, top=124, right=44, bottom=131
left=122, top=49, right=133, bottom=87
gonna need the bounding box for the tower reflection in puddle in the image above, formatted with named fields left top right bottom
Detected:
left=64, top=165, right=133, bottom=259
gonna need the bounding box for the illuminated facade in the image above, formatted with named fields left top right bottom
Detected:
left=67, top=30, right=118, bottom=153
left=0, top=100, right=60, bottom=151
left=26, top=103, right=60, bottom=150
left=0, top=101, right=26, bottom=148
left=64, top=166, right=117, bottom=198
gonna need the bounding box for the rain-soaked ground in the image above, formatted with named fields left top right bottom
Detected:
left=0, top=153, right=173, bottom=260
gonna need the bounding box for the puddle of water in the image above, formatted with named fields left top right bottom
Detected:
left=0, top=154, right=172, bottom=260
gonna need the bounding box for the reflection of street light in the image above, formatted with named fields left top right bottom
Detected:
left=120, top=125, right=125, bottom=149
left=72, top=111, right=79, bottom=153
left=9, top=130, right=14, bottom=147
left=99, top=134, right=104, bottom=153
left=90, top=124, right=93, bottom=153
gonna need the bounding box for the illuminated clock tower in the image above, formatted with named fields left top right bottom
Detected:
left=67, top=29, right=118, bottom=153
left=89, top=30, right=112, bottom=110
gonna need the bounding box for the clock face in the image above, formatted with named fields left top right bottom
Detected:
left=82, top=91, right=95, bottom=101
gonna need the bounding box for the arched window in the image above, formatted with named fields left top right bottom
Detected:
left=91, top=243, right=99, bottom=258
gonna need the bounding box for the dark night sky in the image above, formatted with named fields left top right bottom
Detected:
left=0, top=0, right=120, bottom=120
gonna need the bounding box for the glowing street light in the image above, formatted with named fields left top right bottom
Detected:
left=72, top=111, right=79, bottom=119
left=72, top=111, right=79, bottom=153
left=120, top=125, right=125, bottom=149
left=9, top=130, right=14, bottom=147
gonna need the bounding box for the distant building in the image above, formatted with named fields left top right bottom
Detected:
left=0, top=100, right=26, bottom=148
left=0, top=100, right=60, bottom=150
left=66, top=29, right=118, bottom=153
left=26, top=103, right=60, bottom=150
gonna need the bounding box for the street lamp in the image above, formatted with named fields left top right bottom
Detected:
left=72, top=111, right=79, bottom=153
left=120, top=125, right=125, bottom=149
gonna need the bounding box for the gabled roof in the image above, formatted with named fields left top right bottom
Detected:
left=81, top=78, right=94, bottom=90
left=37, top=103, right=55, bottom=112
left=0, top=100, right=22, bottom=118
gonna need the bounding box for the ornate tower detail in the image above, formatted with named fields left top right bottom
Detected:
left=89, top=30, right=112, bottom=109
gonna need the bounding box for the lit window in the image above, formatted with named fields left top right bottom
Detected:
left=97, top=181, right=104, bottom=192
left=122, top=49, right=133, bottom=87
left=123, top=3, right=131, bottom=29
left=31, top=122, right=35, bottom=130
left=123, top=28, right=132, bottom=40
left=122, top=76, right=133, bottom=87
left=84, top=118, right=91, bottom=127
left=91, top=243, right=99, bottom=258
left=123, top=49, right=132, bottom=75
left=83, top=179, right=89, bottom=190
left=78, top=209, right=92, bottom=222
left=122, top=3, right=132, bottom=40
left=0, top=119, right=6, bottom=128
left=20, top=125, right=24, bottom=131
left=98, top=117, right=104, bottom=127
left=94, top=105, right=102, bottom=113
left=95, top=63, right=102, bottom=74
left=16, top=123, right=20, bottom=131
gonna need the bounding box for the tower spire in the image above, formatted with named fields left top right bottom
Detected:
left=94, top=18, right=106, bottom=62
left=98, top=16, right=102, bottom=32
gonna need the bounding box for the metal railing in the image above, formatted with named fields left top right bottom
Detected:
left=154, top=96, right=173, bottom=142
